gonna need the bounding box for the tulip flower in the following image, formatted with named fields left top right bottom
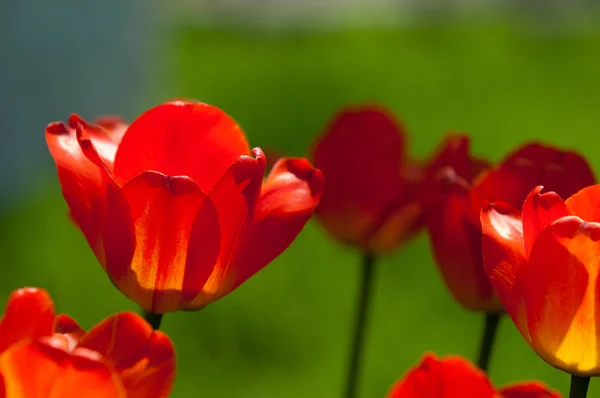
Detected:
left=0, top=287, right=175, bottom=397
left=387, top=353, right=560, bottom=398
left=482, top=184, right=600, bottom=396
left=425, top=143, right=595, bottom=372
left=311, top=105, right=476, bottom=398
left=46, top=100, right=324, bottom=317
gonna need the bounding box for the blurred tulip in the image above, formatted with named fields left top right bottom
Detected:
left=481, top=184, right=600, bottom=377
left=312, top=105, right=474, bottom=254
left=387, top=353, right=560, bottom=398
left=426, top=143, right=595, bottom=313
left=0, top=287, right=175, bottom=397
left=46, top=100, right=323, bottom=314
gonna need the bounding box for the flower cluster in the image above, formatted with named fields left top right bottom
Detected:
left=3, top=99, right=596, bottom=396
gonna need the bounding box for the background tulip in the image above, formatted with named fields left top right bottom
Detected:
left=387, top=353, right=559, bottom=398
left=46, top=101, right=324, bottom=315
left=0, top=287, right=175, bottom=397
left=426, top=143, right=595, bottom=313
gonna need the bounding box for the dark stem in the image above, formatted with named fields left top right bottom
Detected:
left=343, top=252, right=377, bottom=398
left=477, top=313, right=502, bottom=372
left=569, top=375, right=590, bottom=398
left=142, top=310, right=164, bottom=330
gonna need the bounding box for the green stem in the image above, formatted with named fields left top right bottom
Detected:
left=477, top=313, right=501, bottom=372
left=569, top=375, right=590, bottom=398
left=343, top=253, right=377, bottom=398
left=142, top=310, right=163, bottom=330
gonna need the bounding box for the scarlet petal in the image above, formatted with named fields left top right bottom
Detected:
left=565, top=184, right=600, bottom=223
left=521, top=186, right=570, bottom=258
left=312, top=105, right=407, bottom=248
left=54, top=314, right=86, bottom=351
left=77, top=312, right=175, bottom=398
left=499, top=382, right=560, bottom=398
left=387, top=353, right=495, bottom=398
left=502, top=143, right=595, bottom=200
left=113, top=101, right=250, bottom=191
left=103, top=171, right=220, bottom=313
left=184, top=150, right=265, bottom=309
left=524, top=216, right=600, bottom=375
left=480, top=202, right=528, bottom=337
left=227, top=157, right=323, bottom=291
left=46, top=118, right=121, bottom=258
left=0, top=288, right=54, bottom=353
left=0, top=336, right=126, bottom=398
left=426, top=179, right=498, bottom=311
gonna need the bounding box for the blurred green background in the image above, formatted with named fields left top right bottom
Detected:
left=2, top=3, right=600, bottom=397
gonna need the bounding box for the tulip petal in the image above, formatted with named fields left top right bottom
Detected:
left=102, top=170, right=220, bottom=313
left=480, top=202, right=529, bottom=338
left=77, top=312, right=175, bottom=398
left=521, top=186, right=570, bottom=258
left=565, top=184, right=600, bottom=223
left=426, top=176, right=498, bottom=312
left=503, top=143, right=595, bottom=200
left=0, top=336, right=126, bottom=398
left=524, top=216, right=600, bottom=375
left=183, top=150, right=266, bottom=309
left=0, top=288, right=54, bottom=353
left=113, top=101, right=250, bottom=192
left=387, top=354, right=495, bottom=398
left=312, top=105, right=407, bottom=248
left=228, top=157, right=323, bottom=291
left=499, top=382, right=560, bottom=398
left=45, top=117, right=125, bottom=258
left=54, top=314, right=86, bottom=352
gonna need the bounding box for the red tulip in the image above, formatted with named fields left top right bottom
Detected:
left=0, top=287, right=175, bottom=397
left=387, top=353, right=560, bottom=398
left=312, top=105, right=474, bottom=253
left=46, top=101, right=323, bottom=313
left=482, top=184, right=600, bottom=376
left=426, top=143, right=595, bottom=312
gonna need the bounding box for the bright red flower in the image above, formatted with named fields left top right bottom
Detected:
left=426, top=143, right=595, bottom=312
left=46, top=101, right=323, bottom=314
left=311, top=105, right=473, bottom=253
left=387, top=353, right=560, bottom=398
left=0, top=287, right=175, bottom=397
left=482, top=184, right=600, bottom=376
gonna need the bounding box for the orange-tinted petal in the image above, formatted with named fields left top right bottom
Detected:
left=387, top=353, right=495, bottom=398
left=426, top=173, right=499, bottom=312
left=113, top=101, right=250, bottom=191
left=565, top=184, right=600, bottom=223
left=480, top=202, right=528, bottom=337
left=0, top=336, right=125, bottom=398
left=183, top=150, right=265, bottom=309
left=499, top=382, right=561, bottom=398
left=102, top=170, right=220, bottom=313
left=77, top=312, right=175, bottom=398
left=0, top=288, right=54, bottom=353
left=312, top=105, right=407, bottom=249
left=521, top=186, right=570, bottom=258
left=45, top=116, right=125, bottom=258
left=228, top=157, right=323, bottom=291
left=524, top=216, right=600, bottom=376
left=54, top=315, right=86, bottom=352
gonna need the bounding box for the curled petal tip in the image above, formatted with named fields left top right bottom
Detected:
left=68, top=114, right=87, bottom=129
left=251, top=147, right=266, bottom=167
left=46, top=122, right=68, bottom=135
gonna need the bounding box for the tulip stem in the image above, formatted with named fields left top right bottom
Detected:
left=569, top=375, right=590, bottom=398
left=143, top=310, right=163, bottom=330
left=476, top=313, right=501, bottom=373
left=343, top=252, right=377, bottom=398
